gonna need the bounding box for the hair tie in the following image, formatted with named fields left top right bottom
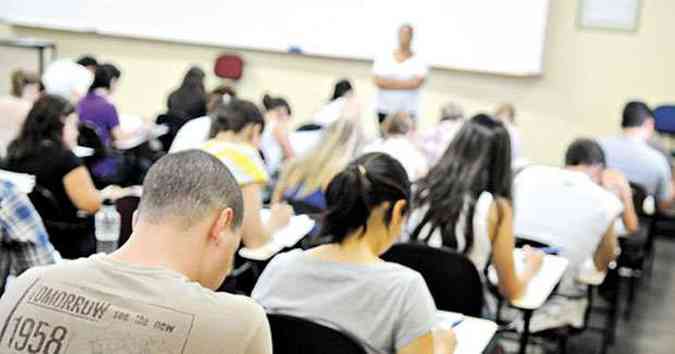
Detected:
left=357, top=165, right=367, bottom=176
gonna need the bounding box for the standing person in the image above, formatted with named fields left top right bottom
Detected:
left=260, top=94, right=295, bottom=176
left=0, top=151, right=273, bottom=354
left=373, top=24, right=428, bottom=126
left=0, top=69, right=41, bottom=156
left=408, top=114, right=543, bottom=314
left=0, top=180, right=59, bottom=294
left=600, top=101, right=674, bottom=212
left=253, top=153, right=457, bottom=354
left=41, top=59, right=93, bottom=103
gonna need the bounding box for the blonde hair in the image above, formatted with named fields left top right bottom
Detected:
left=275, top=119, right=360, bottom=200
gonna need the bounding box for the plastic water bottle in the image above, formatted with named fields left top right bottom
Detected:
left=95, top=199, right=121, bottom=254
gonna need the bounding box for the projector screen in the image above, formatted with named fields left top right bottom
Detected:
left=1, top=0, right=551, bottom=76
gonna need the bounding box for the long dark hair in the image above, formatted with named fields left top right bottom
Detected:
left=89, top=63, right=121, bottom=92
left=168, top=66, right=207, bottom=119
left=7, top=94, right=75, bottom=161
left=410, top=114, right=512, bottom=253
left=320, top=152, right=411, bottom=243
left=262, top=94, right=292, bottom=115
left=209, top=98, right=265, bottom=138
left=331, top=79, right=352, bottom=101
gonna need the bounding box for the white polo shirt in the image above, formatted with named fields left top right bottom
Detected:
left=372, top=53, right=428, bottom=116
left=513, top=165, right=623, bottom=296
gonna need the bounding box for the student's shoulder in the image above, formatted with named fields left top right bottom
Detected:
left=378, top=260, right=426, bottom=285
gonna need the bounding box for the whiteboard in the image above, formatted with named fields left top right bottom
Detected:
left=1, top=0, right=550, bottom=76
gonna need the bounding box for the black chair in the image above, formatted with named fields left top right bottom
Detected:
left=381, top=243, right=483, bottom=316
left=115, top=195, right=140, bottom=247
left=267, top=314, right=366, bottom=354
left=155, top=112, right=188, bottom=152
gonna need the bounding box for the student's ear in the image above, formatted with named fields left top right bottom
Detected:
left=390, top=199, right=408, bottom=227
left=210, top=208, right=235, bottom=244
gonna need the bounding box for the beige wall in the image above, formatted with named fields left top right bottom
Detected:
left=3, top=1, right=674, bottom=164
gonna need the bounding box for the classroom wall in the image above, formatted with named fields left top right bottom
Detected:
left=2, top=1, right=674, bottom=164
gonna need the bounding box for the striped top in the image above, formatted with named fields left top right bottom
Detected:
left=201, top=139, right=269, bottom=186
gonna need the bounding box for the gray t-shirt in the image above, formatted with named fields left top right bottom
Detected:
left=252, top=249, right=437, bottom=354
left=600, top=136, right=672, bottom=202
left=0, top=255, right=272, bottom=354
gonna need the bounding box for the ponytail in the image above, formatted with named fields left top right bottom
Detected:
left=320, top=152, right=411, bottom=243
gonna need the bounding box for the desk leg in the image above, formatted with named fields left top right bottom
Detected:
left=518, top=310, right=533, bottom=354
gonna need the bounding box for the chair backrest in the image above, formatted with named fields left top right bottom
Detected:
left=381, top=243, right=484, bottom=316
left=629, top=182, right=652, bottom=217
left=115, top=195, right=140, bottom=247
left=267, top=314, right=366, bottom=354
left=653, top=105, right=675, bottom=134
left=214, top=54, right=244, bottom=80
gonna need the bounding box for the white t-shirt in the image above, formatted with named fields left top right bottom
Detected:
left=513, top=166, right=623, bottom=296
left=362, top=136, right=428, bottom=181
left=169, top=116, right=212, bottom=153
left=372, top=53, right=428, bottom=115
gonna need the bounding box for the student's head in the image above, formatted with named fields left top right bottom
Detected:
left=42, top=59, right=93, bottom=103
left=565, top=138, right=606, bottom=184
left=398, top=24, right=414, bottom=50
left=320, top=152, right=411, bottom=255
left=10, top=69, right=41, bottom=101
left=495, top=103, right=516, bottom=124
left=382, top=112, right=412, bottom=137
left=331, top=79, right=353, bottom=101
left=90, top=63, right=121, bottom=93
left=136, top=150, right=244, bottom=289
left=180, top=66, right=206, bottom=91
left=209, top=98, right=265, bottom=147
left=7, top=95, right=78, bottom=160
left=411, top=114, right=512, bottom=251
left=440, top=101, right=465, bottom=122
left=206, top=85, right=237, bottom=113
left=76, top=55, right=98, bottom=73
left=621, top=101, right=654, bottom=138
left=284, top=119, right=361, bottom=197
left=262, top=94, right=292, bottom=120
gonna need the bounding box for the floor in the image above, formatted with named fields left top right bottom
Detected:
left=503, top=237, right=675, bottom=354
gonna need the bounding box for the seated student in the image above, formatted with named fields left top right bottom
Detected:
left=41, top=59, right=93, bottom=103
left=169, top=85, right=237, bottom=153
left=260, top=94, right=295, bottom=175
left=201, top=98, right=292, bottom=249
left=416, top=101, right=465, bottom=165
left=0, top=151, right=273, bottom=354
left=0, top=179, right=59, bottom=294
left=362, top=112, right=428, bottom=181
left=5, top=95, right=120, bottom=259
left=600, top=101, right=674, bottom=212
left=76, top=54, right=98, bottom=73
left=0, top=69, right=41, bottom=156
left=253, top=153, right=457, bottom=354
left=494, top=103, right=522, bottom=162
left=77, top=63, right=132, bottom=183
left=168, top=66, right=208, bottom=121
left=313, top=79, right=354, bottom=126
left=272, top=119, right=360, bottom=214
left=408, top=114, right=543, bottom=311
left=513, top=139, right=622, bottom=331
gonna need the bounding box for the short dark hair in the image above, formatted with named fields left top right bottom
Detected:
left=76, top=55, right=98, bottom=68
left=209, top=98, right=265, bottom=138
left=622, top=101, right=653, bottom=128
left=320, top=152, right=411, bottom=244
left=565, top=138, right=606, bottom=167
left=331, top=79, right=353, bottom=101
left=138, top=150, right=243, bottom=229
left=89, top=63, right=121, bottom=92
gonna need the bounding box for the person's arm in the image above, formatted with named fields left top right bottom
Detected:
left=240, top=184, right=292, bottom=249
left=657, top=161, right=675, bottom=212
left=593, top=224, right=618, bottom=272
left=271, top=165, right=291, bottom=204
left=602, top=169, right=638, bottom=233
left=398, top=330, right=456, bottom=354
left=272, top=121, right=295, bottom=160
left=243, top=311, right=273, bottom=354
left=373, top=76, right=425, bottom=90
left=63, top=166, right=102, bottom=214
left=489, top=198, right=543, bottom=301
